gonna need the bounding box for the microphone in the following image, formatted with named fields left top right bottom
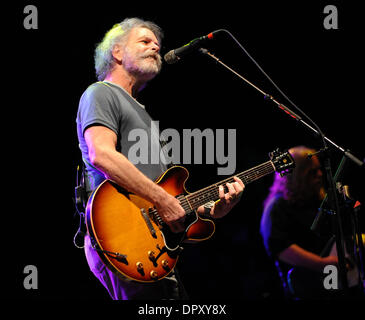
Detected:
left=164, top=31, right=219, bottom=64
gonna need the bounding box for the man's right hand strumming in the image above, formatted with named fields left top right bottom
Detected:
left=154, top=190, right=186, bottom=233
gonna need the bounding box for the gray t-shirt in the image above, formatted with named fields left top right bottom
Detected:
left=76, top=81, right=167, bottom=191
left=76, top=82, right=186, bottom=299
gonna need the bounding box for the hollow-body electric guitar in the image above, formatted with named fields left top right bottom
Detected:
left=85, top=149, right=294, bottom=282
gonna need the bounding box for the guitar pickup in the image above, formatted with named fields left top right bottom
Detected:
left=140, top=208, right=157, bottom=238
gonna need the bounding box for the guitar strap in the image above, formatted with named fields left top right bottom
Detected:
left=73, top=162, right=88, bottom=249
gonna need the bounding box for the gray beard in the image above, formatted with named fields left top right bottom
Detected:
left=123, top=49, right=162, bottom=80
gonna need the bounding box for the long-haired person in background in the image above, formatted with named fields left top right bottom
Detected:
left=261, top=146, right=364, bottom=299
left=260, top=146, right=337, bottom=298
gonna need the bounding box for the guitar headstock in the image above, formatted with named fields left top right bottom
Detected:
left=269, top=149, right=295, bottom=177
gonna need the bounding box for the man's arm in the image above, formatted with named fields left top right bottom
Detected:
left=278, top=244, right=338, bottom=272
left=84, top=125, right=186, bottom=233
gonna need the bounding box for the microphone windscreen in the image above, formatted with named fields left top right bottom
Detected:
left=164, top=50, right=179, bottom=64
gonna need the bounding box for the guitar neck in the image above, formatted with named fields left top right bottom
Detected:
left=186, top=161, right=275, bottom=211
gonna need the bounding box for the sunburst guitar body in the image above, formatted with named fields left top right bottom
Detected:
left=85, top=149, right=295, bottom=282
left=86, top=166, right=214, bottom=283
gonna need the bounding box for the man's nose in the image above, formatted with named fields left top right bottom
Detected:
left=151, top=42, right=160, bottom=53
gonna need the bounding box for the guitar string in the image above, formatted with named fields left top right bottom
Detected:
left=152, top=161, right=270, bottom=217
left=186, top=163, right=274, bottom=208
left=186, top=162, right=275, bottom=209
left=185, top=161, right=273, bottom=200
left=150, top=161, right=276, bottom=216
left=187, top=179, right=262, bottom=209
left=187, top=162, right=273, bottom=198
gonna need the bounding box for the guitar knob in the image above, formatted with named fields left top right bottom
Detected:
left=161, top=259, right=169, bottom=267
left=136, top=262, right=143, bottom=271
left=150, top=270, right=158, bottom=279
left=148, top=250, right=156, bottom=261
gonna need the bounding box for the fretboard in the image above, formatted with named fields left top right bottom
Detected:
left=185, top=161, right=275, bottom=210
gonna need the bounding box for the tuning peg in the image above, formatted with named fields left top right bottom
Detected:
left=269, top=148, right=281, bottom=159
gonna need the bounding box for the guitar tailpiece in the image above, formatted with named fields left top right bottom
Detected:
left=91, top=243, right=128, bottom=263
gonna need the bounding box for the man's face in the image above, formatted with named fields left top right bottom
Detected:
left=121, top=27, right=162, bottom=81
left=301, top=156, right=323, bottom=193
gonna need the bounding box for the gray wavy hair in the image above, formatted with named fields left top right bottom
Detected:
left=94, top=17, right=163, bottom=81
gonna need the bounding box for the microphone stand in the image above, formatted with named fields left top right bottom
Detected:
left=199, top=47, right=364, bottom=295
left=199, top=48, right=363, bottom=168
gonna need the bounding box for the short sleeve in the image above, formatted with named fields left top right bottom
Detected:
left=78, top=82, right=121, bottom=136
left=260, top=197, right=294, bottom=258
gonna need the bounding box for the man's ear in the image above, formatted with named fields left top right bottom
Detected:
left=112, top=44, right=123, bottom=64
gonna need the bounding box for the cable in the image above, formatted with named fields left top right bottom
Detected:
left=216, top=29, right=326, bottom=145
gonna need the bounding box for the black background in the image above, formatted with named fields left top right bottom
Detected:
left=6, top=1, right=364, bottom=302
